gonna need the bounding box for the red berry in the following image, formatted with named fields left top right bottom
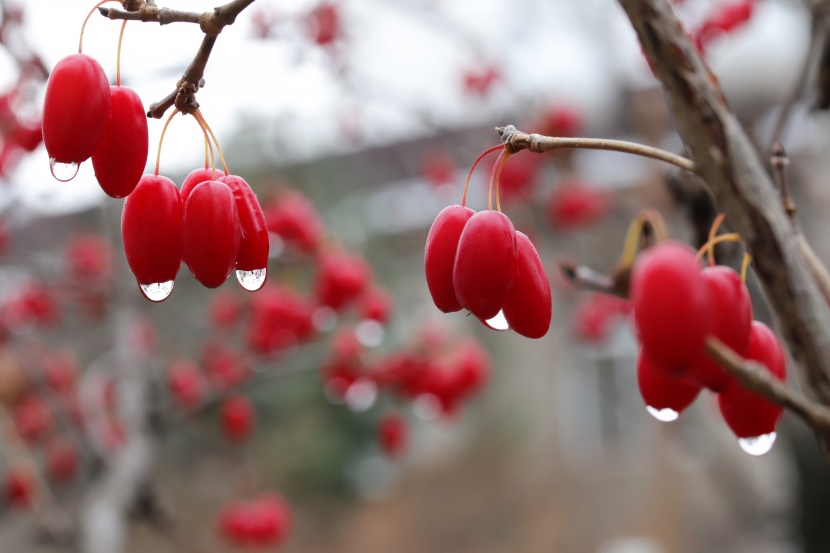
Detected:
left=453, top=210, right=518, bottom=320
left=264, top=189, right=326, bottom=254
left=637, top=352, right=701, bottom=420
left=631, top=241, right=712, bottom=376
left=502, top=231, right=551, bottom=338
left=424, top=205, right=475, bottom=313
left=121, top=174, right=183, bottom=301
left=247, top=285, right=316, bottom=355
left=718, top=321, right=786, bottom=440
left=43, top=350, right=79, bottom=395
left=5, top=467, right=33, bottom=508
left=308, top=3, right=339, bottom=46
left=495, top=153, right=541, bottom=204
left=378, top=412, right=407, bottom=457
left=45, top=438, right=79, bottom=484
left=13, top=395, right=52, bottom=443
left=421, top=150, right=456, bottom=188
left=218, top=175, right=269, bottom=290
left=573, top=293, right=632, bottom=343
left=221, top=394, right=254, bottom=443
left=180, top=167, right=218, bottom=205
left=168, top=360, right=205, bottom=410
left=183, top=180, right=241, bottom=288
left=547, top=181, right=609, bottom=230
left=42, top=54, right=110, bottom=166
left=210, top=292, right=244, bottom=329
left=314, top=250, right=372, bottom=311
left=685, top=266, right=752, bottom=391
left=91, top=86, right=149, bottom=198
left=65, top=234, right=114, bottom=281
left=359, top=287, right=394, bottom=324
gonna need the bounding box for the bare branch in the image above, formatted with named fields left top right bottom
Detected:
left=706, top=337, right=830, bottom=433
left=617, top=0, right=830, bottom=448
left=496, top=125, right=695, bottom=172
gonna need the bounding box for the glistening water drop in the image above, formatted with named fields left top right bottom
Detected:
left=484, top=310, right=509, bottom=331
left=738, top=432, right=776, bottom=456
left=236, top=268, right=266, bottom=291
left=646, top=406, right=679, bottom=422
left=139, top=281, right=174, bottom=302
left=49, top=159, right=79, bottom=182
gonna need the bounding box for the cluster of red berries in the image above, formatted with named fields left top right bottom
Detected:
left=425, top=148, right=552, bottom=339
left=0, top=82, right=43, bottom=178
left=217, top=493, right=292, bottom=548
left=631, top=240, right=786, bottom=455
left=693, top=0, right=755, bottom=53
left=121, top=166, right=270, bottom=301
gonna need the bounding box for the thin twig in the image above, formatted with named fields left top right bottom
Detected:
left=706, top=337, right=830, bottom=433
left=496, top=125, right=695, bottom=172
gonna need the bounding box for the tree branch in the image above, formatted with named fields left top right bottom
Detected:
left=100, top=0, right=257, bottom=118
left=706, top=337, right=830, bottom=434
left=616, top=0, right=830, bottom=447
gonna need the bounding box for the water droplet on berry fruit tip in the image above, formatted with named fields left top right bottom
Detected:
left=356, top=320, right=384, bottom=348
left=646, top=406, right=680, bottom=422
left=49, top=159, right=79, bottom=182
left=483, top=310, right=510, bottom=331
left=139, top=281, right=174, bottom=302
left=738, top=432, right=777, bottom=456
left=345, top=378, right=378, bottom=412
left=236, top=268, right=266, bottom=291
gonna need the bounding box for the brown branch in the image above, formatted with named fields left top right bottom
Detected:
left=706, top=337, right=830, bottom=433
left=100, top=0, right=257, bottom=118
left=497, top=125, right=695, bottom=172
left=617, top=0, right=830, bottom=448
left=559, top=260, right=630, bottom=299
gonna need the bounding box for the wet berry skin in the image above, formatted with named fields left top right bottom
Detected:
left=183, top=180, right=241, bottom=288
left=502, top=231, right=551, bottom=338
left=425, top=205, right=475, bottom=313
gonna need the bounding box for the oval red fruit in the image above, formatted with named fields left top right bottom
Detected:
left=718, top=321, right=786, bottom=439
left=631, top=241, right=711, bottom=376
left=686, top=266, right=752, bottom=391
left=637, top=351, right=701, bottom=419
left=42, top=54, right=111, bottom=164
left=502, top=232, right=551, bottom=338
left=122, top=174, right=183, bottom=301
left=92, top=86, right=149, bottom=198
left=453, top=210, right=517, bottom=320
left=184, top=180, right=241, bottom=288
left=219, top=175, right=269, bottom=290
left=424, top=205, right=475, bottom=313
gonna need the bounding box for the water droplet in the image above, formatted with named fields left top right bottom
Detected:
left=646, top=406, right=679, bottom=422
left=312, top=306, right=337, bottom=331
left=738, top=432, right=777, bottom=456
left=482, top=310, right=510, bottom=331
left=236, top=268, right=266, bottom=291
left=356, top=320, right=384, bottom=348
left=49, top=158, right=79, bottom=182
left=139, top=281, right=174, bottom=302
left=345, top=378, right=378, bottom=412
left=413, top=394, right=441, bottom=421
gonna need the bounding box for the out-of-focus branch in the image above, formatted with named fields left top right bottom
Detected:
left=99, top=0, right=256, bottom=118
left=616, top=0, right=830, bottom=449
left=707, top=337, right=830, bottom=433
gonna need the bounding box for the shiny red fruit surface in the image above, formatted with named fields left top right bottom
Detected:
left=219, top=175, right=269, bottom=274
left=686, top=266, right=752, bottom=391
left=718, top=321, right=786, bottom=438
left=121, top=174, right=183, bottom=296
left=424, top=205, right=475, bottom=313
left=637, top=351, right=701, bottom=414
left=631, top=241, right=711, bottom=376
left=453, top=210, right=517, bottom=320
left=42, top=54, right=110, bottom=164
left=502, top=232, right=551, bottom=338
left=180, top=167, right=220, bottom=205
left=92, top=86, right=149, bottom=198
left=183, top=180, right=241, bottom=288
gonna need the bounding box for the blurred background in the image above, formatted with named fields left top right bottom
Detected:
left=0, top=0, right=828, bottom=552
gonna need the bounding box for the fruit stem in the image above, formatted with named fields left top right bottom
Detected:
left=707, top=213, right=726, bottom=267
left=116, top=20, right=127, bottom=87
left=194, top=110, right=229, bottom=176
left=154, top=109, right=180, bottom=176
left=741, top=253, right=752, bottom=283
left=462, top=145, right=503, bottom=208
left=487, top=148, right=509, bottom=211
left=79, top=0, right=117, bottom=54
left=493, top=149, right=511, bottom=213
left=619, top=209, right=668, bottom=267
left=695, top=233, right=742, bottom=261
left=192, top=113, right=216, bottom=179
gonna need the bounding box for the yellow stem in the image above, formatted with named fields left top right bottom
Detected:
left=79, top=0, right=117, bottom=54
left=695, top=233, right=742, bottom=261
left=192, top=113, right=216, bottom=179
left=741, top=253, right=752, bottom=283
left=154, top=109, right=180, bottom=176
left=707, top=213, right=726, bottom=267
left=194, top=110, right=229, bottom=176
left=116, top=20, right=127, bottom=86
left=493, top=150, right=511, bottom=213
left=619, top=209, right=669, bottom=268
left=462, top=145, right=503, bottom=208
left=487, top=148, right=509, bottom=211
